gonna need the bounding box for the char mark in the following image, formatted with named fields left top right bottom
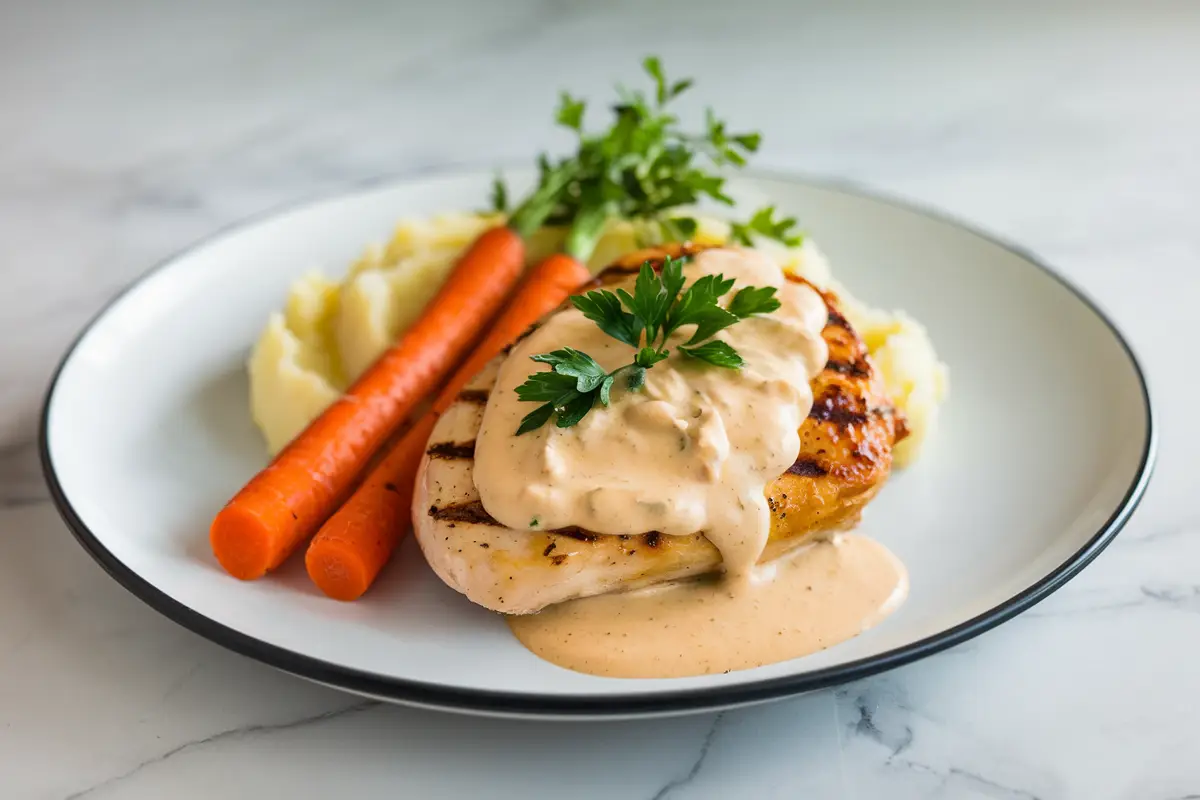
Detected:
left=512, top=323, right=539, bottom=345
left=499, top=324, right=539, bottom=356
left=431, top=504, right=609, bottom=539
left=427, top=441, right=476, bottom=460
left=552, top=526, right=598, bottom=542
left=430, top=501, right=503, bottom=526
left=594, top=264, right=642, bottom=282
left=595, top=262, right=666, bottom=285
left=826, top=309, right=853, bottom=331
left=870, top=403, right=910, bottom=443
left=788, top=457, right=829, bottom=477
left=643, top=532, right=662, bottom=548
left=809, top=405, right=869, bottom=427
left=457, top=389, right=491, bottom=405
left=809, top=385, right=870, bottom=426
left=825, top=358, right=871, bottom=378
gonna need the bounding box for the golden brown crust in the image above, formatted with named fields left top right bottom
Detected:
left=766, top=273, right=905, bottom=541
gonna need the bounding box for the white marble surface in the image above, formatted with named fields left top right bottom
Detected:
left=2, top=1, right=1198, bottom=797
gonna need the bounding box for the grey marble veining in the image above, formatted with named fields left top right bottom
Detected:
left=3, top=1, right=1199, bottom=797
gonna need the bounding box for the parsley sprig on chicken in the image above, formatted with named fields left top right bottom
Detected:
left=514, top=255, right=781, bottom=434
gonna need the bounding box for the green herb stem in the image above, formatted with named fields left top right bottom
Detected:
left=506, top=167, right=574, bottom=241
left=562, top=201, right=611, bottom=262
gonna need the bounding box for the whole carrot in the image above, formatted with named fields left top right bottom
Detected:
left=210, top=175, right=570, bottom=581
left=305, top=252, right=593, bottom=600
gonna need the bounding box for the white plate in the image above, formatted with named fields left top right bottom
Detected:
left=40, top=169, right=1155, bottom=719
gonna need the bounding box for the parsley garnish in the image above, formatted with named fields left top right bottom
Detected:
left=728, top=205, right=803, bottom=248
left=513, top=255, right=781, bottom=434
left=491, top=57, right=802, bottom=258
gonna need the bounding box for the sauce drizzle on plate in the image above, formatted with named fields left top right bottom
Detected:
left=508, top=533, right=907, bottom=678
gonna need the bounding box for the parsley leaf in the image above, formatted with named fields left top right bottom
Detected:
left=679, top=340, right=744, bottom=369
left=669, top=78, right=693, bottom=99
left=660, top=255, right=687, bottom=305
left=733, top=132, right=762, bottom=152
left=616, top=263, right=667, bottom=343
left=643, top=56, right=669, bottom=105
left=556, top=392, right=596, bottom=428
left=531, top=347, right=608, bottom=392
left=729, top=205, right=803, bottom=247
left=727, top=285, right=782, bottom=318
left=665, top=273, right=736, bottom=337
left=517, top=402, right=558, bottom=435
left=571, top=290, right=640, bottom=348
left=556, top=91, right=586, bottom=132
left=683, top=306, right=739, bottom=346
left=514, top=370, right=579, bottom=403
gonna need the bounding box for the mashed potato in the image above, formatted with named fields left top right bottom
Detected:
left=248, top=213, right=947, bottom=466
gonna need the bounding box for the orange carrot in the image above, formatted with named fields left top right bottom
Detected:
left=304, top=252, right=592, bottom=600
left=432, top=253, right=591, bottom=414
left=210, top=225, right=527, bottom=580
left=303, top=415, right=438, bottom=601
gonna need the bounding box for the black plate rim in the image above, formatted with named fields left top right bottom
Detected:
left=38, top=166, right=1157, bottom=718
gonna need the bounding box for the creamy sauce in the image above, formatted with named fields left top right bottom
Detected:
left=473, top=248, right=829, bottom=578
left=508, top=534, right=908, bottom=678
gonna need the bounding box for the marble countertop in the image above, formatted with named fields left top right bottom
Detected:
left=3, top=1, right=1198, bottom=797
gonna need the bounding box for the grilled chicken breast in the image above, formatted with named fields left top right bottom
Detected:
left=413, top=244, right=907, bottom=614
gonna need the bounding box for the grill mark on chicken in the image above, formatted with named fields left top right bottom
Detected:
left=595, top=264, right=643, bottom=282
left=499, top=321, right=545, bottom=356
left=429, top=501, right=503, bottom=525
left=810, top=405, right=869, bottom=426
left=788, top=457, right=829, bottom=477
left=826, top=358, right=871, bottom=378
left=809, top=385, right=870, bottom=427
left=427, top=441, right=476, bottom=459
left=428, top=502, right=611, bottom=541
left=553, top=527, right=599, bottom=542
left=826, top=309, right=853, bottom=331
left=457, top=389, right=491, bottom=405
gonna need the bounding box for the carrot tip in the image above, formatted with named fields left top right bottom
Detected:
left=306, top=544, right=373, bottom=601
left=210, top=509, right=274, bottom=580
